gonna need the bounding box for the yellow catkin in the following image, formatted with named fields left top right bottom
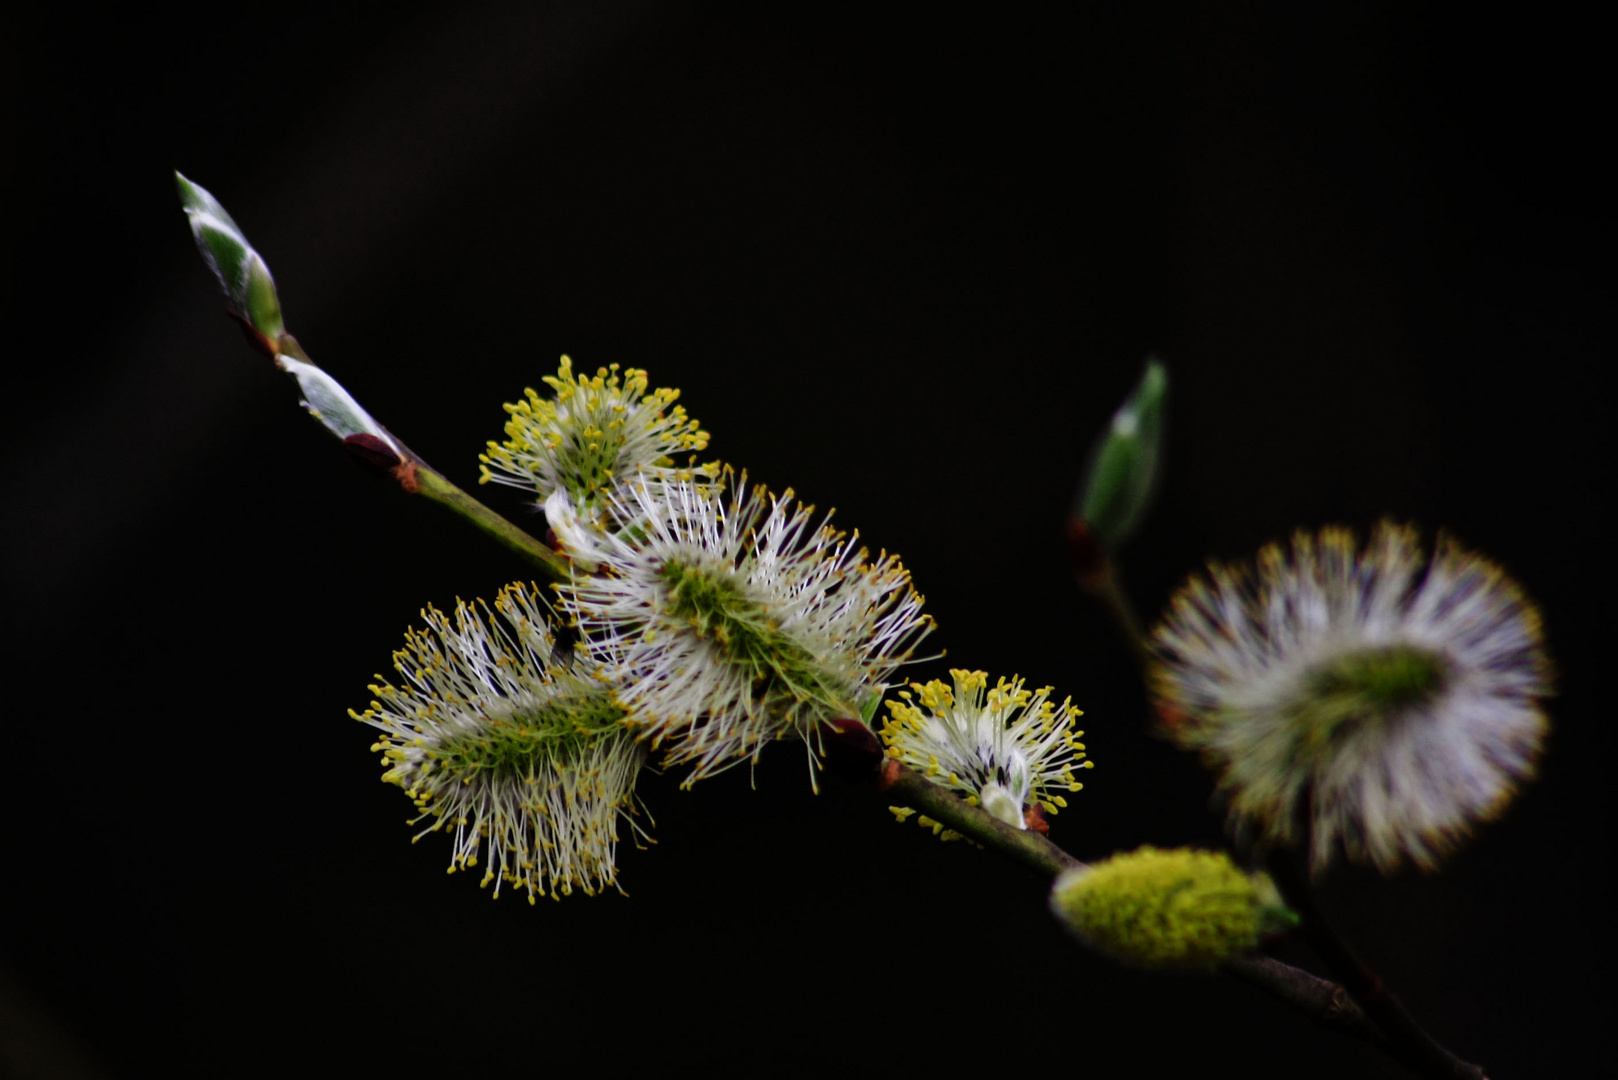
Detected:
left=1050, top=847, right=1277, bottom=969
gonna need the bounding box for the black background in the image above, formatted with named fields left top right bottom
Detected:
left=1, top=4, right=1609, bottom=1077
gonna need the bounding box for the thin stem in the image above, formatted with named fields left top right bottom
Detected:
left=411, top=463, right=568, bottom=580
left=881, top=761, right=1080, bottom=876
left=262, top=327, right=569, bottom=581
left=1065, top=516, right=1150, bottom=671
left=1224, top=955, right=1388, bottom=1051
left=1266, top=849, right=1489, bottom=1079
left=1085, top=556, right=1151, bottom=671
left=877, top=762, right=1387, bottom=1054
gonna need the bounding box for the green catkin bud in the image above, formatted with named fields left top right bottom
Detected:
left=1049, top=846, right=1292, bottom=969
left=1074, top=358, right=1168, bottom=551
left=175, top=173, right=406, bottom=456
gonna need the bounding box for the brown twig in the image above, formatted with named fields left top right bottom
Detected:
left=1266, top=849, right=1489, bottom=1079
left=874, top=760, right=1391, bottom=1055
left=1224, top=955, right=1388, bottom=1050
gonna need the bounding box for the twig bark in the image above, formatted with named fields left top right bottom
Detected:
left=877, top=762, right=1395, bottom=1060
left=1266, top=850, right=1489, bottom=1079
left=1224, top=955, right=1387, bottom=1049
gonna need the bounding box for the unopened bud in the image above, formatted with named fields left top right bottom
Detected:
left=978, top=781, right=1024, bottom=829
left=175, top=171, right=284, bottom=339
left=1073, top=358, right=1167, bottom=552
left=1050, top=846, right=1293, bottom=969
left=280, top=357, right=400, bottom=454
left=543, top=490, right=604, bottom=571
left=241, top=250, right=284, bottom=339
left=343, top=433, right=405, bottom=474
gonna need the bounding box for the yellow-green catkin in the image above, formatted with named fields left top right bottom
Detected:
left=1049, top=846, right=1286, bottom=969
left=478, top=356, right=715, bottom=513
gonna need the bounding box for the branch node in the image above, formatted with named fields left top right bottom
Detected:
left=225, top=309, right=279, bottom=358
left=393, top=459, right=421, bottom=494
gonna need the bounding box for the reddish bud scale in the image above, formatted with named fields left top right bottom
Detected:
left=226, top=309, right=280, bottom=358
left=343, top=433, right=403, bottom=474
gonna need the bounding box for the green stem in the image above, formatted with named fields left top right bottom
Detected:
left=411, top=464, right=568, bottom=580
left=883, top=763, right=1081, bottom=876
left=276, top=333, right=315, bottom=363
left=268, top=331, right=568, bottom=581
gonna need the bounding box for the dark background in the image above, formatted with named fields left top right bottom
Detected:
left=1, top=3, right=1608, bottom=1077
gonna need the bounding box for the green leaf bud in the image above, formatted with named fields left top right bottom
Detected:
left=242, top=250, right=284, bottom=339
left=1074, top=358, right=1168, bottom=552
left=175, top=171, right=284, bottom=339
left=280, top=357, right=400, bottom=452
left=1049, top=846, right=1292, bottom=969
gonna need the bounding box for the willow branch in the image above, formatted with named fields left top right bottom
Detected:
left=1224, top=955, right=1388, bottom=1050
left=1267, top=850, right=1489, bottom=1079
left=880, top=760, right=1081, bottom=876
left=876, top=761, right=1390, bottom=1057
left=250, top=324, right=568, bottom=581
left=408, top=462, right=568, bottom=579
